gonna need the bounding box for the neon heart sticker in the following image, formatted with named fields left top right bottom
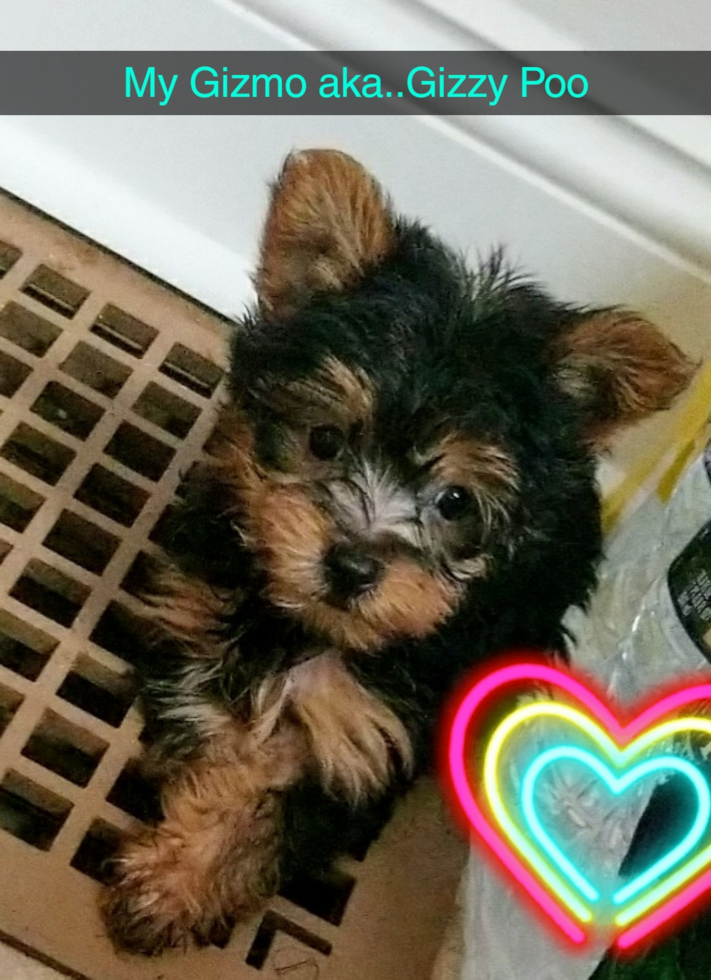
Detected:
left=444, top=661, right=711, bottom=951
left=485, top=700, right=711, bottom=929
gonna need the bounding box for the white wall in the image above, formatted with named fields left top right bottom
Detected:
left=420, top=0, right=711, bottom=182
left=500, top=0, right=711, bottom=50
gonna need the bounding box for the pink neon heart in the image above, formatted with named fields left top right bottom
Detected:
left=443, top=660, right=711, bottom=950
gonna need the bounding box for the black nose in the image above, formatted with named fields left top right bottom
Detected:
left=324, top=544, right=382, bottom=603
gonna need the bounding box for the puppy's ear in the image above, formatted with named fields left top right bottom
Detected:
left=551, top=310, right=695, bottom=446
left=255, top=149, right=395, bottom=318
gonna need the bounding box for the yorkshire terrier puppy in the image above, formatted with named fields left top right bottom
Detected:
left=102, top=149, right=693, bottom=954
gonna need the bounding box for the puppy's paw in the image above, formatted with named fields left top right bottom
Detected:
left=100, top=832, right=228, bottom=956
left=102, top=879, right=188, bottom=955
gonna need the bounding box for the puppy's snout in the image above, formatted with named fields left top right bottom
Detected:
left=324, top=543, right=382, bottom=604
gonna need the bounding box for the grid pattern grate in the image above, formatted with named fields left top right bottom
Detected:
left=0, top=192, right=463, bottom=980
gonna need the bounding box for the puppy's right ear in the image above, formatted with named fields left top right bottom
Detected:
left=255, top=150, right=395, bottom=318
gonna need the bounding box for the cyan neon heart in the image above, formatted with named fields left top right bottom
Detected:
left=444, top=661, right=711, bottom=950
left=521, top=746, right=711, bottom=906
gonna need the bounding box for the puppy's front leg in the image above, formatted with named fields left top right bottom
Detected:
left=102, top=723, right=307, bottom=955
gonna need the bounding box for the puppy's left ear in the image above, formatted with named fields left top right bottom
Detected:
left=551, top=310, right=695, bottom=446
left=255, top=149, right=395, bottom=319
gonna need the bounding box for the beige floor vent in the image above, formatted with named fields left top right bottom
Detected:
left=0, top=192, right=464, bottom=980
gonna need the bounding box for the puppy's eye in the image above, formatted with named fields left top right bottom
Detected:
left=436, top=485, right=472, bottom=521
left=309, top=424, right=345, bottom=461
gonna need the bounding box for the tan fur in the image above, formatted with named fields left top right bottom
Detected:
left=431, top=435, right=519, bottom=533
left=289, top=655, right=413, bottom=799
left=102, top=723, right=308, bottom=953
left=255, top=150, right=395, bottom=318
left=145, top=564, right=237, bottom=654
left=432, top=436, right=519, bottom=492
left=552, top=311, right=696, bottom=444
left=270, top=356, right=374, bottom=432
left=358, top=557, right=460, bottom=637
left=252, top=654, right=413, bottom=801
left=259, top=356, right=373, bottom=429
left=253, top=482, right=333, bottom=611
left=322, top=356, right=375, bottom=425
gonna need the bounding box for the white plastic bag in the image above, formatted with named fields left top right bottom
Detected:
left=460, top=443, right=711, bottom=980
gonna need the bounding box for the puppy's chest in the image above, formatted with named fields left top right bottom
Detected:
left=248, top=652, right=414, bottom=799
left=218, top=610, right=334, bottom=698
left=184, top=603, right=415, bottom=799
left=152, top=572, right=415, bottom=795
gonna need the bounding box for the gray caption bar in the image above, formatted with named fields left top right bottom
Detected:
left=0, top=51, right=707, bottom=114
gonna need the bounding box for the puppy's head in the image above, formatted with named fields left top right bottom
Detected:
left=220, top=150, right=693, bottom=652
